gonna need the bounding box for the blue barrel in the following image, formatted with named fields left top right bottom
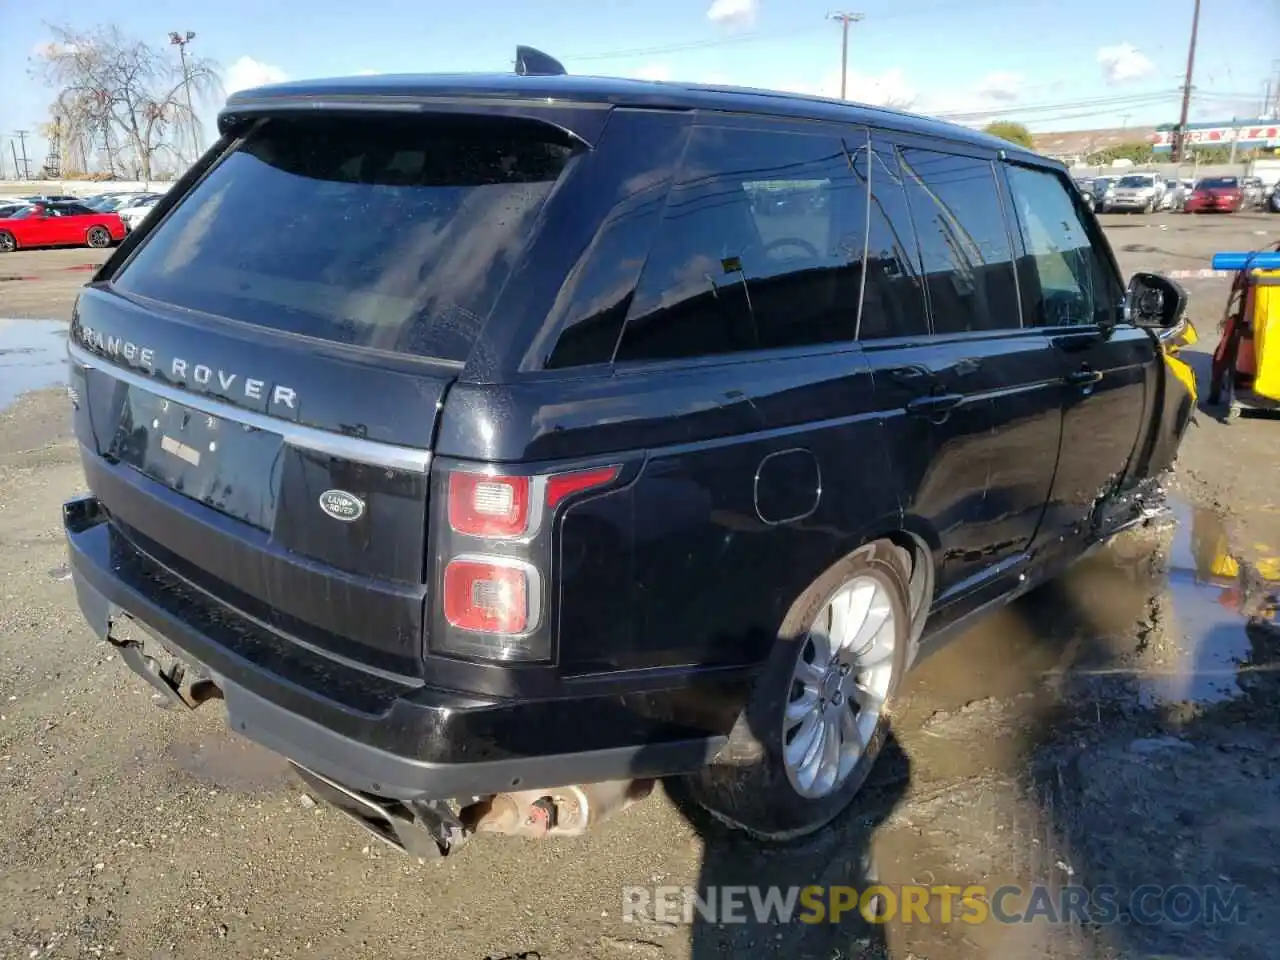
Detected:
left=1212, top=251, right=1280, bottom=271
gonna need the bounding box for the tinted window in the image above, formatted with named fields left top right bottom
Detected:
left=898, top=148, right=1021, bottom=334
left=55, top=204, right=95, bottom=216
left=1117, top=175, right=1153, bottom=188
left=1005, top=165, right=1121, bottom=328
left=1198, top=177, right=1239, bottom=189
left=543, top=112, right=688, bottom=369
left=854, top=146, right=929, bottom=339
left=116, top=116, right=573, bottom=362
left=615, top=125, right=867, bottom=362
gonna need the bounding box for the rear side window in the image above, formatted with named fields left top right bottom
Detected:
left=1005, top=165, right=1121, bottom=328
left=115, top=116, right=573, bottom=362
left=898, top=149, right=1021, bottom=334
left=614, top=125, right=867, bottom=363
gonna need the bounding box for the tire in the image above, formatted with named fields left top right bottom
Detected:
left=86, top=226, right=111, bottom=248
left=1144, top=198, right=1155, bottom=214
left=0, top=231, right=15, bottom=253
left=683, top=539, right=912, bottom=841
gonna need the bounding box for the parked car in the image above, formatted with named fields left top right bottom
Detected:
left=1241, top=177, right=1266, bottom=209
left=85, top=193, right=157, bottom=213
left=1101, top=173, right=1165, bottom=213
left=1158, top=178, right=1193, bottom=211
left=1072, top=178, right=1097, bottom=211
left=1092, top=176, right=1117, bottom=210
left=63, top=64, right=1196, bottom=854
left=1270, top=188, right=1280, bottom=213
left=1184, top=176, right=1246, bottom=213
left=0, top=201, right=126, bottom=252
left=18, top=193, right=79, bottom=203
left=116, top=194, right=163, bottom=231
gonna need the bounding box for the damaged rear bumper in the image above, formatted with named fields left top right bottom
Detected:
left=64, top=496, right=724, bottom=807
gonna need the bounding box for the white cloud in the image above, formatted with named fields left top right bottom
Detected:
left=975, top=71, right=1023, bottom=103
left=224, top=55, right=287, bottom=95
left=706, top=0, right=758, bottom=30
left=355, top=69, right=382, bottom=76
left=1096, top=43, right=1154, bottom=84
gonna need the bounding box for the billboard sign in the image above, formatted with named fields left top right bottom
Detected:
left=1152, top=124, right=1280, bottom=152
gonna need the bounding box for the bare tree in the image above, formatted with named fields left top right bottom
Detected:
left=33, top=24, right=222, bottom=180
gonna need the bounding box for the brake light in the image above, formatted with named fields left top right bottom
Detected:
left=449, top=473, right=530, bottom=538
left=443, top=558, right=530, bottom=634
left=545, top=465, right=621, bottom=509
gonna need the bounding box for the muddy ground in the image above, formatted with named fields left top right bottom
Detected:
left=1, top=213, right=1279, bottom=960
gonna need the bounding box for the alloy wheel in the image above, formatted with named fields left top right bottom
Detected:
left=781, top=575, right=896, bottom=799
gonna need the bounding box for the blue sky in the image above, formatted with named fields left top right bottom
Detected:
left=2, top=0, right=1276, bottom=170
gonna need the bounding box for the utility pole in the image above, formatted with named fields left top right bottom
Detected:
left=169, top=31, right=199, bottom=160
left=1174, top=0, right=1201, bottom=162
left=14, top=130, right=31, bottom=180
left=827, top=12, right=864, bottom=101
left=1271, top=59, right=1280, bottom=118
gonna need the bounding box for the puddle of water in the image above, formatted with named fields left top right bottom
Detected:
left=1141, top=499, right=1274, bottom=706
left=0, top=318, right=68, bottom=411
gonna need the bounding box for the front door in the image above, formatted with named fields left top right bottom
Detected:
left=1001, top=163, right=1153, bottom=539
left=862, top=138, right=1062, bottom=601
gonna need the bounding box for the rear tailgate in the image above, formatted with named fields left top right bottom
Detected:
left=70, top=290, right=450, bottom=676
left=70, top=110, right=577, bottom=677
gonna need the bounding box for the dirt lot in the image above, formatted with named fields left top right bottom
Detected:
left=1, top=212, right=1279, bottom=960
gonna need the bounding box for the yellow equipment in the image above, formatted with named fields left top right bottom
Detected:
left=1209, top=243, right=1280, bottom=419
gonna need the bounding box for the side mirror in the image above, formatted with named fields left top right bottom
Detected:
left=1126, top=272, right=1188, bottom=328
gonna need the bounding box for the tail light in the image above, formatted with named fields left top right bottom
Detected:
left=433, top=463, right=622, bottom=662
left=449, top=473, right=530, bottom=538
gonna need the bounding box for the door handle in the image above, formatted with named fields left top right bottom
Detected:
left=1066, top=366, right=1104, bottom=387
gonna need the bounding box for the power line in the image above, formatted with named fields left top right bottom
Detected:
left=827, top=12, right=864, bottom=101
left=935, top=90, right=1181, bottom=121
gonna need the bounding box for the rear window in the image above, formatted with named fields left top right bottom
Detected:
left=1198, top=177, right=1239, bottom=189
left=115, top=116, right=573, bottom=362
left=1117, top=175, right=1153, bottom=188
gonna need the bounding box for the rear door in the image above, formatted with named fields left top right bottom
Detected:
left=72, top=112, right=576, bottom=674
left=1001, top=162, right=1151, bottom=538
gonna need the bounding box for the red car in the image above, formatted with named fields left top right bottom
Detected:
left=1183, top=176, right=1245, bottom=214
left=0, top=201, right=126, bottom=253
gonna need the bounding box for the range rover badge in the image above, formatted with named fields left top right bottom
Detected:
left=318, top=489, right=365, bottom=522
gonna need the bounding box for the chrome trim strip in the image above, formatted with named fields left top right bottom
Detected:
left=67, top=341, right=432, bottom=473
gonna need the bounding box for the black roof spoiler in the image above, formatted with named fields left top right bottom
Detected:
left=515, top=46, right=566, bottom=77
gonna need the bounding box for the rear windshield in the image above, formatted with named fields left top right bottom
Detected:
left=115, top=116, right=573, bottom=362
left=1117, top=175, right=1153, bottom=188
left=1198, top=177, right=1239, bottom=189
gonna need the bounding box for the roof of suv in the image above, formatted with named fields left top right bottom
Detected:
left=221, top=72, right=1047, bottom=164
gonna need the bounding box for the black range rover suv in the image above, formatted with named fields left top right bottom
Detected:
left=63, top=59, right=1196, bottom=853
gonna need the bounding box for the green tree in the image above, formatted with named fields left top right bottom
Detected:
left=1086, top=141, right=1154, bottom=166
left=982, top=120, right=1035, bottom=149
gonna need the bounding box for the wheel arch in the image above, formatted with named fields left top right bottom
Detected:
left=800, top=521, right=935, bottom=666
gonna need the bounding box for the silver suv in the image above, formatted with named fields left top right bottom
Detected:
left=1102, top=173, right=1165, bottom=213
